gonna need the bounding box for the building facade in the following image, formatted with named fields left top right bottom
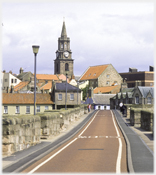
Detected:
left=110, top=86, right=154, bottom=109
left=2, top=93, right=54, bottom=115
left=119, top=66, right=154, bottom=88
left=2, top=71, right=21, bottom=93
left=51, top=82, right=81, bottom=109
left=79, top=64, right=123, bottom=89
left=54, top=21, right=74, bottom=79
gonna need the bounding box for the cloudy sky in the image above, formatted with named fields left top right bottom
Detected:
left=2, top=0, right=154, bottom=76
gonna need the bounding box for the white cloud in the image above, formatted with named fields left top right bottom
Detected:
left=2, top=2, right=154, bottom=75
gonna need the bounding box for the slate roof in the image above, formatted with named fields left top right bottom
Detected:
left=80, top=64, right=109, bottom=81
left=138, top=86, right=154, bottom=98
left=2, top=93, right=53, bottom=105
left=94, top=85, right=119, bottom=94
left=55, top=82, right=81, bottom=92
left=84, top=94, right=116, bottom=104
left=17, top=72, right=32, bottom=80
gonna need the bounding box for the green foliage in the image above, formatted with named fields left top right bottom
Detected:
left=81, top=85, right=89, bottom=100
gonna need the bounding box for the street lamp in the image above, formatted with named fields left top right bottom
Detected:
left=32, top=45, right=40, bottom=115
left=65, top=73, right=68, bottom=110
left=77, top=80, right=79, bottom=105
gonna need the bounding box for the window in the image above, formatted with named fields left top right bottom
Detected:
left=11, top=79, right=14, bottom=83
left=107, top=74, right=110, bottom=78
left=135, top=95, right=139, bottom=104
left=70, top=94, right=74, bottom=100
left=4, top=106, right=8, bottom=114
left=106, top=81, right=110, bottom=85
left=45, top=106, right=49, bottom=110
left=16, top=106, right=20, bottom=114
left=114, top=81, right=118, bottom=85
left=147, top=97, right=152, bottom=104
left=5, top=79, right=7, bottom=82
left=37, top=106, right=40, bottom=113
left=61, top=43, right=63, bottom=48
left=26, top=106, right=30, bottom=114
left=150, top=83, right=153, bottom=86
left=58, top=94, right=62, bottom=100
left=15, top=79, right=17, bottom=83
left=65, top=43, right=67, bottom=49
left=65, top=63, right=69, bottom=71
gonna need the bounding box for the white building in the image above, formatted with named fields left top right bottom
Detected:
left=2, top=71, right=21, bottom=92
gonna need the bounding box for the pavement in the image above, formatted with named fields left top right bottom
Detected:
left=2, top=109, right=154, bottom=173
left=113, top=110, right=154, bottom=173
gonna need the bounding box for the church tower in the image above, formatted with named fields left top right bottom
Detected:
left=54, top=20, right=74, bottom=78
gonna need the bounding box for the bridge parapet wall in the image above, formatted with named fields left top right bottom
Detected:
left=2, top=105, right=87, bottom=156
left=2, top=115, right=41, bottom=156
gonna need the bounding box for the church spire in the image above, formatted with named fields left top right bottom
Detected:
left=61, top=19, right=67, bottom=38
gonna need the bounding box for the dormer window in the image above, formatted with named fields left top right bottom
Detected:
left=135, top=95, right=139, bottom=104
left=93, top=73, right=96, bottom=76
left=147, top=97, right=152, bottom=104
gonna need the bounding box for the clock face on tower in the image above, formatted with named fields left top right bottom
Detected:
left=64, top=51, right=69, bottom=58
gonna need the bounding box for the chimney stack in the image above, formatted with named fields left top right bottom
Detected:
left=19, top=67, right=24, bottom=74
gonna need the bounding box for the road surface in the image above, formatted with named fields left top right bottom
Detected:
left=22, top=110, right=127, bottom=173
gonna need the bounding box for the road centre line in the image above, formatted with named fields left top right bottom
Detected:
left=111, top=110, right=122, bottom=174
left=78, top=136, right=123, bottom=139
left=28, top=111, right=99, bottom=174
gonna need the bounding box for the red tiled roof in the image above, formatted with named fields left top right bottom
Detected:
left=40, top=82, right=52, bottom=90
left=80, top=64, right=109, bottom=81
left=2, top=93, right=53, bottom=105
left=36, top=74, right=58, bottom=81
left=14, top=81, right=29, bottom=91
left=94, top=86, right=119, bottom=94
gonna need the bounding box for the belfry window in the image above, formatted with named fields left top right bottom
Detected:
left=65, top=63, right=69, bottom=71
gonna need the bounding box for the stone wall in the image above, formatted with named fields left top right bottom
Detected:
left=141, top=110, right=154, bottom=132
left=129, top=106, right=154, bottom=131
left=2, top=105, right=88, bottom=156
left=130, top=108, right=141, bottom=127
left=3, top=115, right=41, bottom=156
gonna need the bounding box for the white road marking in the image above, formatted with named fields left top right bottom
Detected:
left=27, top=138, right=77, bottom=174
left=111, top=110, right=122, bottom=174
left=28, top=111, right=99, bottom=174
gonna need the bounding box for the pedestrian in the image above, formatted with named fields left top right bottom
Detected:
left=88, top=104, right=91, bottom=112
left=122, top=104, right=126, bottom=117
left=119, top=102, right=123, bottom=113
left=87, top=104, right=89, bottom=112
left=89, top=104, right=91, bottom=112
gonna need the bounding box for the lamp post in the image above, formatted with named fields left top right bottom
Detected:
left=77, top=80, right=79, bottom=105
left=65, top=73, right=68, bottom=110
left=32, top=45, right=40, bottom=115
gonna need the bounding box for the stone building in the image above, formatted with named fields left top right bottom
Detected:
left=119, top=66, right=154, bottom=88
left=2, top=70, right=21, bottom=93
left=54, top=21, right=74, bottom=79
left=2, top=93, right=54, bottom=115
left=110, top=86, right=154, bottom=109
left=51, top=81, right=81, bottom=109
left=79, top=64, right=123, bottom=89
